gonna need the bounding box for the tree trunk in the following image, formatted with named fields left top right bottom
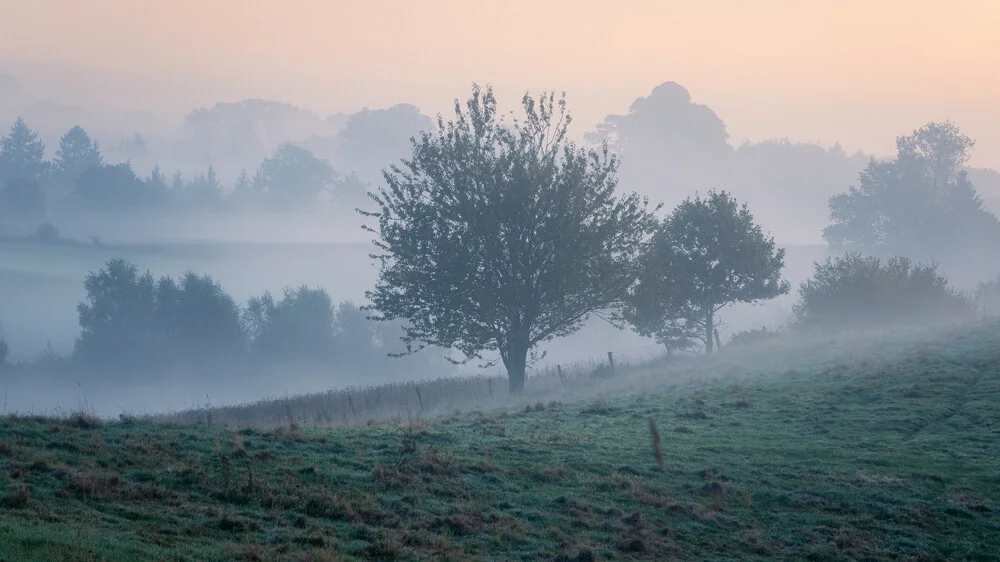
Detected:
left=504, top=332, right=530, bottom=395
left=705, top=307, right=714, bottom=354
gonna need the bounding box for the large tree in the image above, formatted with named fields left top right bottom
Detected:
left=0, top=117, right=47, bottom=184
left=254, top=144, right=335, bottom=208
left=623, top=190, right=789, bottom=353
left=824, top=122, right=1000, bottom=280
left=53, top=125, right=104, bottom=188
left=363, top=85, right=655, bottom=394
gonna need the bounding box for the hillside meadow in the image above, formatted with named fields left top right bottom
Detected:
left=0, top=320, right=998, bottom=560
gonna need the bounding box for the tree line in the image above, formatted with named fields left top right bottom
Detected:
left=0, top=257, right=444, bottom=380
left=0, top=119, right=369, bottom=239
left=361, top=85, right=998, bottom=393
left=2, top=85, right=998, bottom=394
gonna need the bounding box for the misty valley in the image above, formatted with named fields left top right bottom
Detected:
left=1, top=52, right=999, bottom=562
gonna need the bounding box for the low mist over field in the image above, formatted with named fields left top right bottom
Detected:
left=1, top=2, right=999, bottom=559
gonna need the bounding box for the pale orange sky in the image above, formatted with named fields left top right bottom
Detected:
left=1, top=0, right=999, bottom=167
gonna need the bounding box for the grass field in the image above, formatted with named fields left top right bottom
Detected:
left=1, top=320, right=998, bottom=561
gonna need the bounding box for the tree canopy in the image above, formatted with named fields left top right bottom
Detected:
left=0, top=118, right=47, bottom=185
left=53, top=125, right=104, bottom=188
left=252, top=144, right=335, bottom=208
left=623, top=190, right=789, bottom=353
left=363, top=84, right=655, bottom=393
left=75, top=259, right=245, bottom=370
left=824, top=122, right=1000, bottom=281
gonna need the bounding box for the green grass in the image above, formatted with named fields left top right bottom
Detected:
left=1, top=322, right=999, bottom=561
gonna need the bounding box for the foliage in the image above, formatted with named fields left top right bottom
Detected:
left=73, top=163, right=166, bottom=210
left=52, top=125, right=104, bottom=188
left=243, top=286, right=337, bottom=361
left=248, top=144, right=335, bottom=208
left=793, top=253, right=975, bottom=332
left=364, top=84, right=655, bottom=393
left=331, top=103, right=434, bottom=186
left=0, top=118, right=47, bottom=185
left=75, top=259, right=245, bottom=370
left=824, top=122, right=1000, bottom=278
left=179, top=165, right=224, bottom=207
left=586, top=82, right=733, bottom=205
left=623, top=190, right=789, bottom=353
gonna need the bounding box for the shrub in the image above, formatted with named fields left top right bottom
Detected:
left=793, top=253, right=974, bottom=332
left=727, top=327, right=783, bottom=348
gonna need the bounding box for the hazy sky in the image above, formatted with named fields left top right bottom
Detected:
left=2, top=0, right=999, bottom=167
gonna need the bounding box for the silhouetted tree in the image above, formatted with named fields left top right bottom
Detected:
left=0, top=117, right=47, bottom=184
left=793, top=253, right=974, bottom=333
left=75, top=259, right=159, bottom=368
left=53, top=125, right=103, bottom=188
left=244, top=286, right=336, bottom=361
left=331, top=104, right=434, bottom=186
left=158, top=272, right=245, bottom=358
left=824, top=122, right=1000, bottom=278
left=73, top=163, right=160, bottom=209
left=76, top=259, right=246, bottom=369
left=254, top=144, right=335, bottom=208
left=363, top=85, right=656, bottom=394
left=233, top=168, right=252, bottom=194
left=184, top=99, right=327, bottom=167
left=170, top=169, right=185, bottom=191
left=623, top=190, right=789, bottom=353
left=146, top=165, right=168, bottom=192
left=587, top=82, right=733, bottom=205
left=183, top=165, right=223, bottom=207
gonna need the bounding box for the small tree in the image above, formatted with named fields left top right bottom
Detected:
left=53, top=125, right=104, bottom=188
left=623, top=190, right=789, bottom=353
left=0, top=117, right=47, bottom=184
left=363, top=84, right=655, bottom=394
left=793, top=253, right=974, bottom=332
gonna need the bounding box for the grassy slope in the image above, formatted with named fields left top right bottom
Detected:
left=1, top=323, right=999, bottom=561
